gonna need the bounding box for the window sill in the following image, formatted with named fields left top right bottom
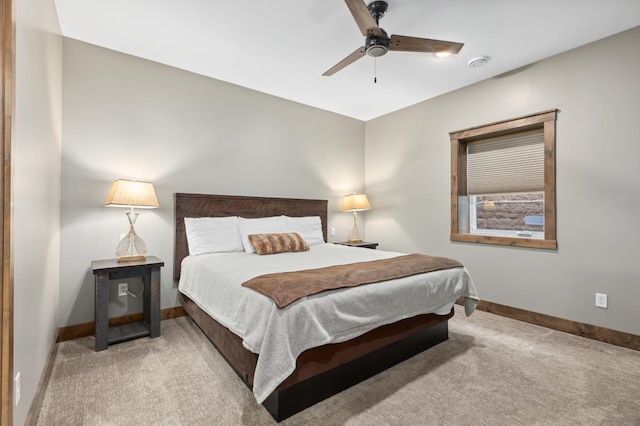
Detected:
left=450, top=233, right=557, bottom=250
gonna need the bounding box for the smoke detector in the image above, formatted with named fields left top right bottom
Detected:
left=468, top=56, right=489, bottom=68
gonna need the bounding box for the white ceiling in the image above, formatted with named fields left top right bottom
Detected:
left=54, top=0, right=640, bottom=121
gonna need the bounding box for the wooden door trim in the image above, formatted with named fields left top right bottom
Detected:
left=1, top=0, right=13, bottom=423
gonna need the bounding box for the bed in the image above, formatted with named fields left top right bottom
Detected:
left=174, top=193, right=478, bottom=421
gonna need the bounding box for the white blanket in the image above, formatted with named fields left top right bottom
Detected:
left=178, top=243, right=479, bottom=403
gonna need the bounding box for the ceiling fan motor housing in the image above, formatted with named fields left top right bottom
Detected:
left=366, top=28, right=389, bottom=57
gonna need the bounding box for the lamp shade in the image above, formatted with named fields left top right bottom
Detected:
left=341, top=193, right=371, bottom=212
left=104, top=179, right=159, bottom=208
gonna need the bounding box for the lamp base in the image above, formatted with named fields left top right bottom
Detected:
left=117, top=254, right=146, bottom=263
left=347, top=239, right=363, bottom=243
left=347, top=211, right=363, bottom=244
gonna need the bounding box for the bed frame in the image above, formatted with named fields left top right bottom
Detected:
left=174, top=193, right=453, bottom=421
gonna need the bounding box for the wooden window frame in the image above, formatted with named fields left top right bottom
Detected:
left=450, top=109, right=558, bottom=250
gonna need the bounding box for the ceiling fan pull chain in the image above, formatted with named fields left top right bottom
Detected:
left=374, top=57, right=377, bottom=83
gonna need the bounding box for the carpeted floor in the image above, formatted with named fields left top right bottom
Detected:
left=36, top=306, right=640, bottom=425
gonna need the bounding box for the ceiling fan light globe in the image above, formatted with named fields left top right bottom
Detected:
left=367, top=44, right=388, bottom=57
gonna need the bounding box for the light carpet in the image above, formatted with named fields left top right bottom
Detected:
left=36, top=306, right=640, bottom=425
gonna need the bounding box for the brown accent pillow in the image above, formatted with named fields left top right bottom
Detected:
left=248, top=232, right=309, bottom=255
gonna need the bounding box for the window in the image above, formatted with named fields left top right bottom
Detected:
left=450, top=110, right=558, bottom=249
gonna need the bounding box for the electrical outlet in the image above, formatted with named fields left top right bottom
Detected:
left=14, top=372, right=20, bottom=407
left=595, top=293, right=608, bottom=309
left=330, top=227, right=336, bottom=236
left=118, top=283, right=128, bottom=297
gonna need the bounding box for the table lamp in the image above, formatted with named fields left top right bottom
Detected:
left=104, top=179, right=159, bottom=262
left=341, top=193, right=370, bottom=243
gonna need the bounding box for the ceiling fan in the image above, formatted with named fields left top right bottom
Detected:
left=323, top=0, right=464, bottom=76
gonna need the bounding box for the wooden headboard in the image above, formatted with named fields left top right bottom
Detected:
left=174, top=193, right=328, bottom=280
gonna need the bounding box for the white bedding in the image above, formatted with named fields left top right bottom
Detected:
left=178, top=243, right=479, bottom=403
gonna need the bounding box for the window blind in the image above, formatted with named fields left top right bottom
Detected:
left=466, top=128, right=544, bottom=195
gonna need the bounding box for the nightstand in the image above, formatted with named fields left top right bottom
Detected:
left=91, top=256, right=164, bottom=351
left=335, top=242, right=379, bottom=249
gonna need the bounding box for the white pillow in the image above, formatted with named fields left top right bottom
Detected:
left=184, top=216, right=244, bottom=255
left=238, top=216, right=287, bottom=253
left=283, top=216, right=325, bottom=246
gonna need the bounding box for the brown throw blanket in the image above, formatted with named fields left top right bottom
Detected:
left=242, top=254, right=463, bottom=308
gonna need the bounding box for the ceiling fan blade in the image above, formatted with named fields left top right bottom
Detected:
left=389, top=34, right=464, bottom=55
left=344, top=0, right=382, bottom=37
left=322, top=47, right=366, bottom=76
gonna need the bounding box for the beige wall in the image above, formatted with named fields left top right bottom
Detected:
left=365, top=26, right=640, bottom=335
left=13, top=0, right=62, bottom=424
left=60, top=39, right=365, bottom=326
